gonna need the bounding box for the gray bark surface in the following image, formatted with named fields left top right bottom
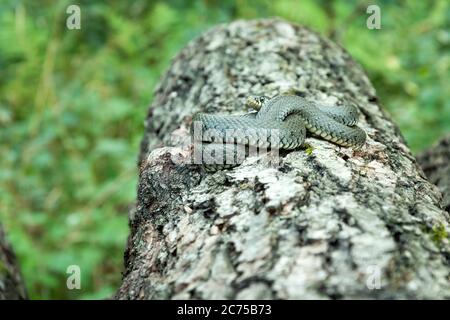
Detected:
left=116, top=19, right=450, bottom=299
left=418, top=134, right=450, bottom=212
left=0, top=224, right=28, bottom=300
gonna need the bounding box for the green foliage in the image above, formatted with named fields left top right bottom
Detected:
left=305, top=144, right=314, bottom=155
left=0, top=0, right=448, bottom=299
left=431, top=223, right=449, bottom=246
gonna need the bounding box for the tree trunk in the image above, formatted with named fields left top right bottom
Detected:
left=0, top=224, right=28, bottom=300
left=116, top=19, right=450, bottom=299
left=418, top=134, right=450, bottom=213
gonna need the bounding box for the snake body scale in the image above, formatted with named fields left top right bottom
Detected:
left=191, top=95, right=366, bottom=171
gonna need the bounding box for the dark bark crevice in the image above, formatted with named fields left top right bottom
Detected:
left=0, top=225, right=28, bottom=300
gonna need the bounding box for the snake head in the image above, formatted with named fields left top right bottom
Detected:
left=245, top=95, right=270, bottom=111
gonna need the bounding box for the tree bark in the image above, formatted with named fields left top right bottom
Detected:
left=0, top=224, right=28, bottom=300
left=418, top=134, right=450, bottom=213
left=116, top=19, right=450, bottom=299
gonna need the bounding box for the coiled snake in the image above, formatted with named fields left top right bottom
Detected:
left=191, top=94, right=366, bottom=171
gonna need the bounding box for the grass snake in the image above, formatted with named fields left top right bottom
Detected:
left=191, top=94, right=366, bottom=171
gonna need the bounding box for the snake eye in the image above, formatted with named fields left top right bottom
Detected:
left=258, top=96, right=270, bottom=106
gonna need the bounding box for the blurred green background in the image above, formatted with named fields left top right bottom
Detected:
left=0, top=0, right=448, bottom=299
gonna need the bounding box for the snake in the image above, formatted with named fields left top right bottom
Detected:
left=191, top=94, right=366, bottom=171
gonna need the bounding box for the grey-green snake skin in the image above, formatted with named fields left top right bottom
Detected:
left=191, top=95, right=366, bottom=171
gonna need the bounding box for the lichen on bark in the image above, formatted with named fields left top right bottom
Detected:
left=117, top=19, right=450, bottom=299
